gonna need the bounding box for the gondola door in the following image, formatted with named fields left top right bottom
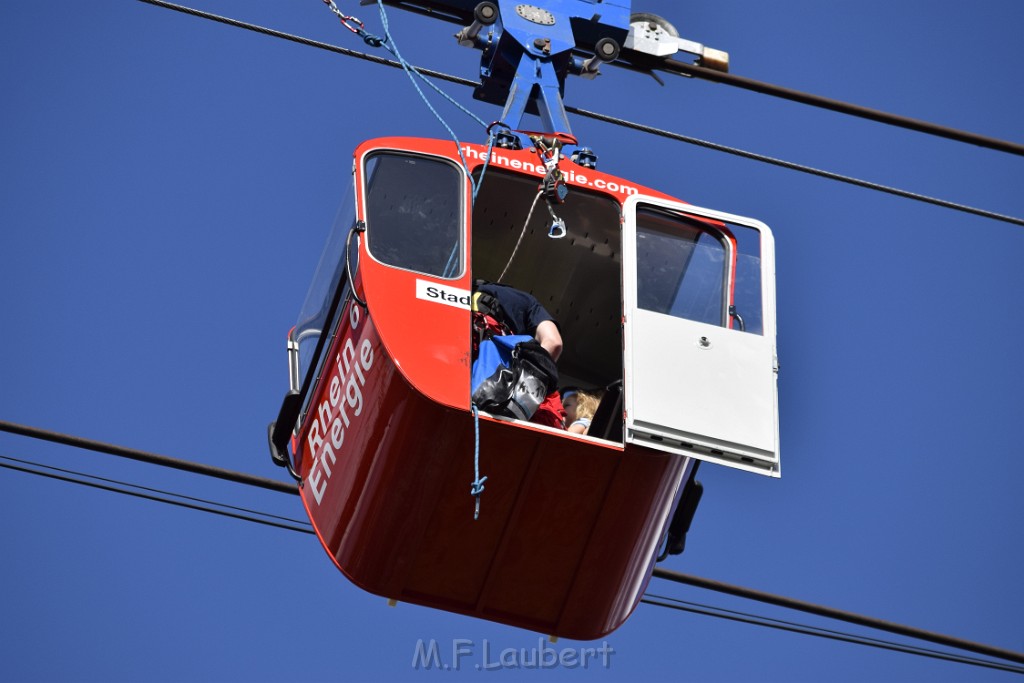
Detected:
left=622, top=196, right=780, bottom=476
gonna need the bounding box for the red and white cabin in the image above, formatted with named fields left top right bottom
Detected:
left=269, top=136, right=779, bottom=640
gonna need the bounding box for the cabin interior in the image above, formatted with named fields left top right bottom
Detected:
left=286, top=145, right=775, bottom=480
left=359, top=150, right=751, bottom=446
left=471, top=168, right=624, bottom=424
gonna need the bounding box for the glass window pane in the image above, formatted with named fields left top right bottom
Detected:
left=294, top=181, right=355, bottom=386
left=364, top=153, right=463, bottom=278
left=730, top=222, right=763, bottom=335
left=636, top=208, right=727, bottom=327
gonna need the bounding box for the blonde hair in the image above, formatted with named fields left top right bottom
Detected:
left=575, top=390, right=603, bottom=421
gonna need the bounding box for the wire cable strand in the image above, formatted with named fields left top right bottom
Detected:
left=132, top=0, right=1024, bottom=228
left=652, top=567, right=1024, bottom=666
left=0, top=459, right=313, bottom=535
left=134, top=0, right=478, bottom=87
left=641, top=596, right=1024, bottom=676
left=0, top=454, right=310, bottom=527
left=645, top=592, right=1024, bottom=673
left=7, top=446, right=1016, bottom=674
left=136, top=0, right=1024, bottom=157
left=653, top=57, right=1024, bottom=157
left=5, top=426, right=1022, bottom=674
left=0, top=420, right=299, bottom=496
left=563, top=105, right=1024, bottom=227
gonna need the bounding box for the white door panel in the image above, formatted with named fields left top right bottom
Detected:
left=623, top=197, right=780, bottom=477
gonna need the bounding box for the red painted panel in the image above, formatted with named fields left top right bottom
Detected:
left=354, top=139, right=474, bottom=412
left=556, top=448, right=687, bottom=636
left=292, top=137, right=694, bottom=640
left=298, top=324, right=687, bottom=638
left=474, top=439, right=621, bottom=626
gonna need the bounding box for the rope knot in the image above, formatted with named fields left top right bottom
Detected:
left=470, top=476, right=487, bottom=498
left=360, top=31, right=385, bottom=47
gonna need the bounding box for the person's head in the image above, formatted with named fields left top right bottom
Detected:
left=560, top=387, right=579, bottom=425
left=575, top=389, right=603, bottom=422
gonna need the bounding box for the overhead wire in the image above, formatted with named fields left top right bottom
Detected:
left=644, top=592, right=1019, bottom=665
left=563, top=105, right=1024, bottom=227
left=0, top=454, right=310, bottom=527
left=4, top=452, right=1019, bottom=676
left=134, top=0, right=1024, bottom=228
left=0, top=419, right=298, bottom=495
left=3, top=441, right=1017, bottom=673
left=4, top=418, right=1024, bottom=671
left=653, top=56, right=1024, bottom=157
left=6, top=435, right=1019, bottom=674
left=4, top=421, right=1019, bottom=671
left=134, top=0, right=479, bottom=87
left=641, top=594, right=1024, bottom=676
left=652, top=567, right=1024, bottom=666
left=0, top=456, right=313, bottom=535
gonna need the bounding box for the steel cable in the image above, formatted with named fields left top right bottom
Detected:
left=134, top=0, right=1024, bottom=228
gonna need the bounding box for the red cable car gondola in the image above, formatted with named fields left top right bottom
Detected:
left=269, top=1, right=778, bottom=640
left=268, top=135, right=778, bottom=639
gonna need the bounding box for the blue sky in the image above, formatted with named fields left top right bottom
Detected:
left=2, top=1, right=1022, bottom=681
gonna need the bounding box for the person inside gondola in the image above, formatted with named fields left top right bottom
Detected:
left=560, top=386, right=579, bottom=421
left=564, top=388, right=603, bottom=435
left=560, top=387, right=579, bottom=428
left=473, top=281, right=566, bottom=428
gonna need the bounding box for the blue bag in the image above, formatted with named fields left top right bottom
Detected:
left=471, top=334, right=552, bottom=420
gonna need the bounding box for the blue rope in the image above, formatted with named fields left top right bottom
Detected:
left=355, top=27, right=384, bottom=47
left=374, top=1, right=486, bottom=129
left=470, top=404, right=487, bottom=520
left=375, top=1, right=490, bottom=197
left=322, top=4, right=520, bottom=520
left=474, top=123, right=506, bottom=203
left=371, top=2, right=506, bottom=278
left=441, top=241, right=460, bottom=279
left=341, top=8, right=500, bottom=519
left=324, top=1, right=504, bottom=203
left=321, top=2, right=504, bottom=207
left=439, top=125, right=505, bottom=277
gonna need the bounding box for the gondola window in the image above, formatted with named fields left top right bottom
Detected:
left=635, top=209, right=729, bottom=327
left=363, top=153, right=463, bottom=278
